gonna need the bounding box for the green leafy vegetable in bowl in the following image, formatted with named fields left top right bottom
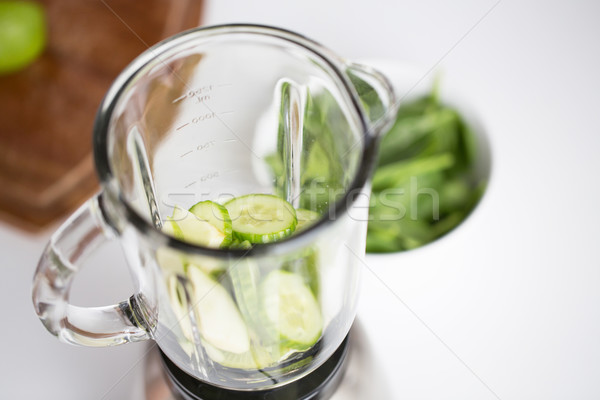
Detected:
left=263, top=74, right=487, bottom=253
left=0, top=1, right=46, bottom=75
left=367, top=83, right=487, bottom=253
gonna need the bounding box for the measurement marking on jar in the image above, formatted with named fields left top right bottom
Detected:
left=172, top=94, right=187, bottom=104
left=200, top=171, right=220, bottom=182
left=191, top=112, right=216, bottom=124
left=179, top=150, right=193, bottom=158
left=176, top=113, right=217, bottom=132
left=197, top=140, right=216, bottom=151
left=172, top=85, right=214, bottom=104
left=219, top=111, right=234, bottom=115
left=217, top=83, right=232, bottom=88
left=184, top=181, right=196, bottom=189
left=194, top=95, right=211, bottom=104
left=176, top=122, right=190, bottom=131
left=222, top=138, right=237, bottom=143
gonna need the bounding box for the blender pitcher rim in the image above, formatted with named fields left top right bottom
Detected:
left=92, top=23, right=380, bottom=258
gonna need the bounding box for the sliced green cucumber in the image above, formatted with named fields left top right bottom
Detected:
left=229, top=260, right=279, bottom=345
left=158, top=217, right=186, bottom=274
left=162, top=216, right=184, bottom=239
left=187, top=254, right=226, bottom=277
left=228, top=239, right=253, bottom=250
left=159, top=226, right=225, bottom=276
left=203, top=340, right=276, bottom=370
left=284, top=249, right=320, bottom=298
left=187, top=264, right=250, bottom=354
left=166, top=274, right=194, bottom=341
left=229, top=260, right=261, bottom=326
left=295, top=208, right=320, bottom=232
left=156, top=247, right=186, bottom=275
left=225, top=194, right=297, bottom=243
left=189, top=200, right=234, bottom=247
left=260, top=270, right=322, bottom=349
left=171, top=206, right=226, bottom=248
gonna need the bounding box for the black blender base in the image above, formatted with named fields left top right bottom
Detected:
left=160, top=336, right=350, bottom=400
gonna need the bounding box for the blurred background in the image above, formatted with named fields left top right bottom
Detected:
left=1, top=0, right=599, bottom=399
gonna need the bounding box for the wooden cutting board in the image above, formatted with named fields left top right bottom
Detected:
left=0, top=0, right=203, bottom=232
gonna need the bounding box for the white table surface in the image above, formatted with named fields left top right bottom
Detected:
left=2, top=0, right=599, bottom=398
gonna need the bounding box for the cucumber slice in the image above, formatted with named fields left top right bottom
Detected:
left=162, top=216, right=184, bottom=239
left=229, top=239, right=253, bottom=250
left=156, top=217, right=186, bottom=274
left=189, top=200, right=234, bottom=247
left=284, top=249, right=320, bottom=298
left=225, top=194, right=297, bottom=243
left=230, top=260, right=261, bottom=327
left=260, top=270, right=322, bottom=349
left=295, top=208, right=320, bottom=232
left=229, top=260, right=278, bottom=345
left=160, top=218, right=225, bottom=275
left=187, top=264, right=250, bottom=354
left=166, top=274, right=194, bottom=341
left=171, top=206, right=226, bottom=248
left=203, top=340, right=276, bottom=370
left=187, top=254, right=226, bottom=276
left=165, top=274, right=202, bottom=360
left=158, top=218, right=186, bottom=274
left=156, top=248, right=186, bottom=275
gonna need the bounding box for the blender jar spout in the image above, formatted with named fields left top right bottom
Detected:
left=345, top=62, right=398, bottom=138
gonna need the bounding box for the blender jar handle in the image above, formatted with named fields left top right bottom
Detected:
left=32, top=193, right=151, bottom=347
left=346, top=62, right=398, bottom=136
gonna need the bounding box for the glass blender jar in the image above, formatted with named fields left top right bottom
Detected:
left=32, top=25, right=396, bottom=398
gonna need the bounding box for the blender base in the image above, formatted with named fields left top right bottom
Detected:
left=144, top=322, right=391, bottom=400
left=159, top=336, right=350, bottom=400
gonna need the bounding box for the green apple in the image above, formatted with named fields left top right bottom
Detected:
left=0, top=1, right=46, bottom=74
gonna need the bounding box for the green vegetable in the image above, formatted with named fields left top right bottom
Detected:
left=187, top=264, right=250, bottom=354
left=372, top=153, right=454, bottom=191
left=263, top=76, right=486, bottom=253
left=202, top=340, right=279, bottom=370
left=159, top=197, right=324, bottom=369
left=168, top=206, right=227, bottom=248
left=283, top=248, right=320, bottom=297
left=224, top=194, right=297, bottom=244
left=294, top=208, right=321, bottom=232
left=161, top=197, right=322, bottom=250
left=189, top=200, right=234, bottom=247
left=269, top=83, right=354, bottom=214
left=366, top=84, right=487, bottom=253
left=162, top=216, right=184, bottom=240
left=260, top=270, right=322, bottom=350
left=159, top=194, right=324, bottom=369
left=0, top=1, right=46, bottom=74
